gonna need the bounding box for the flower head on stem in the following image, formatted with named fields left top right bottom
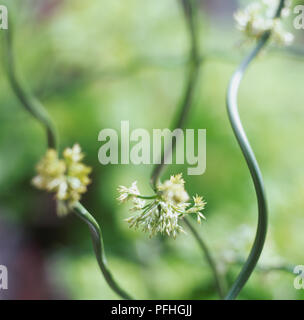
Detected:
left=32, top=144, right=92, bottom=216
left=117, top=174, right=206, bottom=238
left=234, top=0, right=293, bottom=46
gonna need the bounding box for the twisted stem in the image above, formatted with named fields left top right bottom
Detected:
left=225, top=0, right=285, bottom=300
left=73, top=202, right=133, bottom=300
left=2, top=15, right=133, bottom=300
left=2, top=20, right=57, bottom=149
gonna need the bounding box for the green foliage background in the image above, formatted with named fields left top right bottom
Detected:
left=0, top=0, right=303, bottom=299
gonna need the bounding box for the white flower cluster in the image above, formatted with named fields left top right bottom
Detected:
left=234, top=0, right=294, bottom=46
left=32, top=144, right=92, bottom=216
left=117, top=174, right=206, bottom=238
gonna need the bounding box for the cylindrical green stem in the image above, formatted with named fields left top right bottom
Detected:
left=2, top=20, right=57, bottom=149
left=225, top=0, right=285, bottom=300
left=2, top=14, right=132, bottom=300
left=73, top=202, right=133, bottom=300
left=137, top=195, right=158, bottom=200
left=183, top=217, right=225, bottom=299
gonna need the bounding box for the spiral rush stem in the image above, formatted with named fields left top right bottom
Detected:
left=2, top=15, right=133, bottom=300
left=2, top=20, right=57, bottom=149
left=225, top=0, right=286, bottom=300
left=73, top=203, right=134, bottom=300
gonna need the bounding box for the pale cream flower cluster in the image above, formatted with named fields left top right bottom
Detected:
left=117, top=174, right=206, bottom=238
left=32, top=144, right=91, bottom=216
left=234, top=0, right=294, bottom=46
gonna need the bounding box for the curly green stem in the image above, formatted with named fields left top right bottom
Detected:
left=224, top=0, right=285, bottom=300
left=2, top=15, right=132, bottom=300
left=73, top=202, right=133, bottom=300
left=2, top=19, right=57, bottom=149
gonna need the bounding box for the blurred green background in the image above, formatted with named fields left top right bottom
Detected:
left=0, top=0, right=304, bottom=299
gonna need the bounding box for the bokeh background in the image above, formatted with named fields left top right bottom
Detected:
left=0, top=0, right=304, bottom=300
